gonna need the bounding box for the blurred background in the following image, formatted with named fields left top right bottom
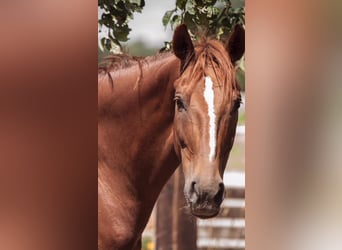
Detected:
left=0, top=1, right=341, bottom=250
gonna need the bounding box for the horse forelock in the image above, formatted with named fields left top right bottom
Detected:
left=181, top=39, right=240, bottom=105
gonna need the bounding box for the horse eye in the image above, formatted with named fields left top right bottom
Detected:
left=179, top=139, right=187, bottom=149
left=175, top=97, right=186, bottom=111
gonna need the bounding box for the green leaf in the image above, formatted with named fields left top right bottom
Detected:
left=99, top=37, right=106, bottom=52
left=113, top=25, right=131, bottom=42
left=216, top=26, right=224, bottom=39
left=231, top=0, right=244, bottom=9
left=197, top=12, right=209, bottom=26
left=221, top=17, right=231, bottom=27
left=129, top=0, right=141, bottom=5
left=104, top=38, right=112, bottom=51
left=183, top=12, right=196, bottom=30
left=176, top=0, right=187, bottom=10
left=133, top=0, right=145, bottom=7
left=170, top=14, right=181, bottom=29
left=162, top=10, right=175, bottom=27
left=185, top=0, right=196, bottom=15
left=160, top=41, right=172, bottom=52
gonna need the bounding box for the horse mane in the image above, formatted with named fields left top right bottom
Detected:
left=98, top=52, right=173, bottom=74
left=98, top=52, right=172, bottom=88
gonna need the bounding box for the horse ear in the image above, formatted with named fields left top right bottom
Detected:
left=172, top=24, right=194, bottom=63
left=226, top=24, right=245, bottom=64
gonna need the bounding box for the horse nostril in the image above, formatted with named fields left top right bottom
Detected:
left=190, top=181, right=197, bottom=193
left=189, top=181, right=199, bottom=203
left=219, top=182, right=225, bottom=192
left=214, top=182, right=225, bottom=204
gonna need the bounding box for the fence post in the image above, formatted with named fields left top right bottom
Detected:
left=156, top=174, right=174, bottom=250
left=173, top=168, right=197, bottom=250
left=156, top=167, right=197, bottom=250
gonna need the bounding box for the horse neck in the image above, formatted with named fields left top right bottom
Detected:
left=98, top=53, right=181, bottom=200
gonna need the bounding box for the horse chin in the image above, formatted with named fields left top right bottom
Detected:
left=190, top=206, right=220, bottom=219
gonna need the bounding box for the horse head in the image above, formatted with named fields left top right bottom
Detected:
left=172, top=24, right=244, bottom=218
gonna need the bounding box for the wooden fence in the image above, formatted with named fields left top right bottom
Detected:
left=151, top=171, right=245, bottom=250
left=197, top=171, right=245, bottom=250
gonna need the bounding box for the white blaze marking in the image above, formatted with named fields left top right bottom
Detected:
left=204, top=76, right=216, bottom=161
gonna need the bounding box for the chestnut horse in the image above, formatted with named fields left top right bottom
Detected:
left=98, top=24, right=244, bottom=250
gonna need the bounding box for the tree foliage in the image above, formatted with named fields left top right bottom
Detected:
left=98, top=0, right=244, bottom=52
left=98, top=0, right=145, bottom=51
left=163, top=0, right=244, bottom=42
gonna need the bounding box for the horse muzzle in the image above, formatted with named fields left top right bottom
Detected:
left=186, top=181, right=225, bottom=219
